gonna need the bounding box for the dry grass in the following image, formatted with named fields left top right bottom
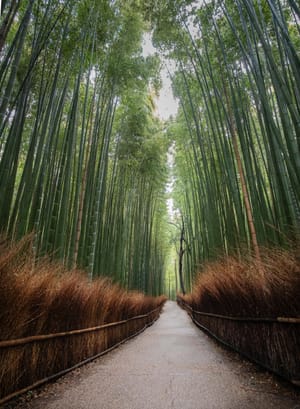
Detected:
left=180, top=248, right=300, bottom=318
left=0, top=236, right=166, bottom=401
left=177, top=247, right=300, bottom=383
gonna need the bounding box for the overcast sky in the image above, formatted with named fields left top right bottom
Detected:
left=142, top=33, right=179, bottom=121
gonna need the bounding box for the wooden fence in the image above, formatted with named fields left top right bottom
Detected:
left=0, top=306, right=163, bottom=405
left=177, top=298, right=300, bottom=386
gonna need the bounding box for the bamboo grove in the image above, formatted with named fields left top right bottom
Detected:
left=145, top=0, right=300, bottom=291
left=0, top=1, right=168, bottom=295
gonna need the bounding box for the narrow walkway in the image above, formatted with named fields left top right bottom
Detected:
left=19, top=302, right=299, bottom=409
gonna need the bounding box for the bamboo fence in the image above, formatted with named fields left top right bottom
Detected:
left=177, top=298, right=300, bottom=386
left=0, top=306, right=163, bottom=405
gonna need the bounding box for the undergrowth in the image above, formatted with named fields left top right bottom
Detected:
left=0, top=235, right=166, bottom=401
left=179, top=248, right=300, bottom=318
left=177, top=247, right=300, bottom=383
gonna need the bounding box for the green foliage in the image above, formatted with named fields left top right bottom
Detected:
left=0, top=0, right=168, bottom=296
left=148, top=0, right=300, bottom=289
left=1, top=0, right=299, bottom=296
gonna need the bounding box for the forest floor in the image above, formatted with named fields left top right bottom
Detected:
left=6, top=302, right=300, bottom=409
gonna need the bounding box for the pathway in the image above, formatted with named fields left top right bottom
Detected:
left=15, top=302, right=300, bottom=409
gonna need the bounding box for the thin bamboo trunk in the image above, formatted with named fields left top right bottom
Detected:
left=224, top=86, right=262, bottom=269
left=0, top=0, right=20, bottom=52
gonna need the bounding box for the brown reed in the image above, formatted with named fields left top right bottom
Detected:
left=0, top=236, right=166, bottom=401
left=177, top=247, right=300, bottom=383
left=180, top=248, right=300, bottom=317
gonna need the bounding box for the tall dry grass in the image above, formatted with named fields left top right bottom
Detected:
left=177, top=248, right=300, bottom=383
left=0, top=236, right=166, bottom=401
left=179, top=248, right=300, bottom=318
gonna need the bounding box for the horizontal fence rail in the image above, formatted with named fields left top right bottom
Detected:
left=0, top=310, right=158, bottom=349
left=178, top=301, right=300, bottom=324
left=177, top=298, right=300, bottom=386
left=0, top=306, right=163, bottom=406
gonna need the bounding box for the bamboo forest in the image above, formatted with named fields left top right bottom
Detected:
left=1, top=0, right=299, bottom=292
left=0, top=0, right=300, bottom=404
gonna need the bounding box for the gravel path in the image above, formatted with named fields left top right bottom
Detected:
left=11, top=302, right=300, bottom=409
